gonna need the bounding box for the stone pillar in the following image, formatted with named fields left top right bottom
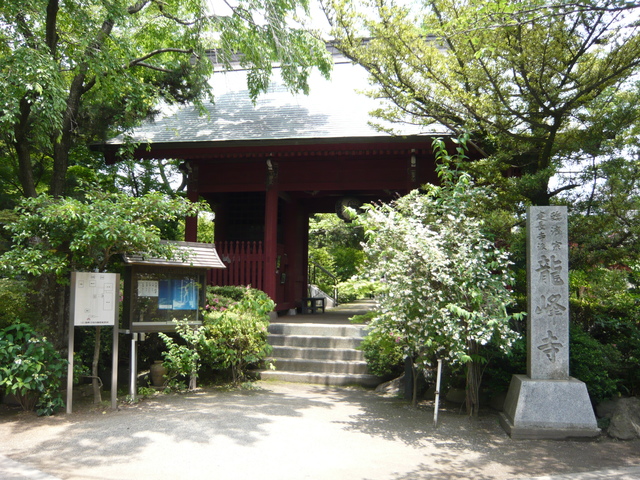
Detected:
left=499, top=206, right=599, bottom=439
left=527, top=206, right=570, bottom=379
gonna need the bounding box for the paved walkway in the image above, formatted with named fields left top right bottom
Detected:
left=275, top=299, right=376, bottom=324
left=1, top=381, right=639, bottom=480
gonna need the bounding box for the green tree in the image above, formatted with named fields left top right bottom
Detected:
left=0, top=189, right=208, bottom=402
left=322, top=0, right=640, bottom=206
left=308, top=213, right=366, bottom=299
left=0, top=0, right=332, bottom=200
left=357, top=140, right=521, bottom=414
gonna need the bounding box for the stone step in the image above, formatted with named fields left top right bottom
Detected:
left=267, top=334, right=362, bottom=349
left=272, top=358, right=369, bottom=375
left=268, top=323, right=367, bottom=338
left=259, top=370, right=381, bottom=388
left=262, top=320, right=381, bottom=388
left=271, top=345, right=364, bottom=361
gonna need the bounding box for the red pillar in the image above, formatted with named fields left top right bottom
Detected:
left=263, top=179, right=279, bottom=304
left=299, top=211, right=311, bottom=306
left=283, top=199, right=298, bottom=309
left=184, top=162, right=198, bottom=242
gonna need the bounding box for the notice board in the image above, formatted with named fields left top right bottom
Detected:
left=71, top=272, right=119, bottom=326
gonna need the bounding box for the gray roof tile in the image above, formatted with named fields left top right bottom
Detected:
left=123, top=241, right=225, bottom=269
left=108, top=61, right=443, bottom=146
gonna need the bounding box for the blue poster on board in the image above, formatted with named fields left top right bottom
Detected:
left=157, top=279, right=197, bottom=310
left=158, top=280, right=172, bottom=310
left=172, top=279, right=198, bottom=310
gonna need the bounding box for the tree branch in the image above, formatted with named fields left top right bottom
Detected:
left=46, top=0, right=59, bottom=57
left=128, top=0, right=151, bottom=14
left=129, top=48, right=195, bottom=66
left=156, top=2, right=202, bottom=26
left=14, top=13, right=37, bottom=48
left=448, top=2, right=639, bottom=37
left=549, top=183, right=580, bottom=198
left=128, top=62, right=166, bottom=72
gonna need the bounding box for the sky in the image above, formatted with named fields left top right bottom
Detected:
left=205, top=0, right=333, bottom=34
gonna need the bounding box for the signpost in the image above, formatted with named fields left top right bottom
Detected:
left=499, top=207, right=598, bottom=439
left=67, top=272, right=120, bottom=414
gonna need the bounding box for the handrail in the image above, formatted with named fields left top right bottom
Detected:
left=309, top=261, right=335, bottom=281
left=308, top=260, right=339, bottom=306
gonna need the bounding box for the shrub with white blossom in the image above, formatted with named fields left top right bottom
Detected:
left=357, top=139, right=522, bottom=414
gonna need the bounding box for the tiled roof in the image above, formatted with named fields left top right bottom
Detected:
left=123, top=241, right=225, bottom=269
left=106, top=60, right=444, bottom=147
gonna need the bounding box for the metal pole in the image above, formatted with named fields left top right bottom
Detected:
left=66, top=320, right=74, bottom=414
left=111, top=325, right=118, bottom=410
left=67, top=272, right=77, bottom=414
left=433, top=358, right=443, bottom=428
left=130, top=333, right=138, bottom=402
left=110, top=273, right=120, bottom=410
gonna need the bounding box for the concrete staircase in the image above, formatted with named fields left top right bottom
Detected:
left=308, top=284, right=336, bottom=308
left=259, top=322, right=382, bottom=387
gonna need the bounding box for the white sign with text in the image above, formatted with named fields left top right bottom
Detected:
left=72, top=272, right=118, bottom=326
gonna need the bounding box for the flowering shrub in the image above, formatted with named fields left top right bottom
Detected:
left=161, top=286, right=275, bottom=387
left=356, top=138, right=522, bottom=413
left=200, top=286, right=274, bottom=383
left=0, top=323, right=67, bottom=415
left=359, top=328, right=404, bottom=377
left=204, top=294, right=236, bottom=313
left=204, top=285, right=274, bottom=318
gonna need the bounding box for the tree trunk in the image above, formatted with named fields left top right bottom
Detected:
left=32, top=274, right=68, bottom=350
left=92, top=326, right=102, bottom=404
left=411, top=362, right=419, bottom=408
left=50, top=72, right=86, bottom=197
left=465, top=340, right=482, bottom=416
left=14, top=97, right=37, bottom=198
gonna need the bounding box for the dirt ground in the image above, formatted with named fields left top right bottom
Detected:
left=1, top=382, right=639, bottom=480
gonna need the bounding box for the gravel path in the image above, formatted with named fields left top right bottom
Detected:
left=1, top=381, right=639, bottom=480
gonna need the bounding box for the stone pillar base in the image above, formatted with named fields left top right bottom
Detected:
left=499, top=374, right=600, bottom=439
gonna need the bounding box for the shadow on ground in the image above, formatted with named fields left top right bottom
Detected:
left=314, top=386, right=640, bottom=480
left=1, top=386, right=332, bottom=474
left=1, top=382, right=639, bottom=480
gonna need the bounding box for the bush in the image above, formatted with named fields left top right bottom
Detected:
left=229, top=287, right=275, bottom=320
left=337, top=278, right=380, bottom=303
left=483, top=325, right=623, bottom=405
left=159, top=320, right=201, bottom=390
left=0, top=323, right=67, bottom=415
left=481, top=336, right=527, bottom=398
left=205, top=285, right=275, bottom=319
left=160, top=286, right=275, bottom=387
left=206, top=285, right=248, bottom=303
left=589, top=318, right=640, bottom=397
left=308, top=247, right=338, bottom=295
left=200, top=309, right=272, bottom=383
left=0, top=279, right=38, bottom=330
left=359, top=328, right=404, bottom=378
left=569, top=324, right=621, bottom=405
left=571, top=293, right=640, bottom=398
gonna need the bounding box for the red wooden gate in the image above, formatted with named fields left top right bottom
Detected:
left=209, top=241, right=265, bottom=290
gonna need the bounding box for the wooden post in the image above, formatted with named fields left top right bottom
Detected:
left=184, top=161, right=198, bottom=242
left=263, top=158, right=279, bottom=303
left=264, top=186, right=278, bottom=303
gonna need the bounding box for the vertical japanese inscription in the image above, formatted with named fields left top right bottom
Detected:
left=527, top=207, right=569, bottom=379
